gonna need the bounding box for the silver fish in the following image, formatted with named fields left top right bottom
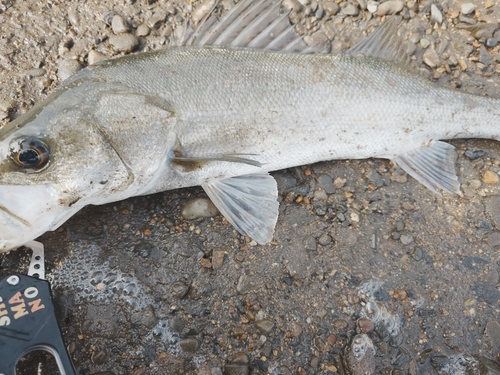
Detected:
left=0, top=0, right=497, bottom=252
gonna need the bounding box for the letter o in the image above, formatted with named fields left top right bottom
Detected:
left=24, top=287, right=39, bottom=299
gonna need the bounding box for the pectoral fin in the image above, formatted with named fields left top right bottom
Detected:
left=202, top=173, right=279, bottom=244
left=174, top=154, right=262, bottom=167
left=392, top=141, right=461, bottom=195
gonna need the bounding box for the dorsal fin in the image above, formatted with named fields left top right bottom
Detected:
left=183, top=0, right=328, bottom=53
left=347, top=18, right=410, bottom=65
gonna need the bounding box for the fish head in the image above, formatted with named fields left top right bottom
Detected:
left=0, top=83, right=133, bottom=252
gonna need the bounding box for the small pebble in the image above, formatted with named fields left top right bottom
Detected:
left=465, top=149, right=485, bottom=160
left=171, top=281, right=189, bottom=299
left=333, top=177, right=346, bottom=188
left=469, top=179, right=482, bottom=190
left=343, top=3, right=359, bottom=16
left=407, top=0, right=417, bottom=12
left=461, top=3, right=475, bottom=15
left=420, top=38, right=430, bottom=49
left=179, top=337, right=200, bottom=352
left=318, top=174, right=336, bottom=194
left=485, top=0, right=494, bottom=7
left=376, top=0, right=404, bottom=16
left=486, top=38, right=498, bottom=48
left=136, top=23, right=151, bottom=37
left=111, top=15, right=130, bottom=34
left=318, top=233, right=332, bottom=245
left=283, top=0, right=303, bottom=12
left=109, top=33, right=139, bottom=53
left=367, top=1, right=378, bottom=13
left=212, top=249, right=225, bottom=269
left=412, top=247, right=423, bottom=261
left=102, top=11, right=116, bottom=26
left=224, top=362, right=249, bottom=375
left=357, top=318, right=375, bottom=333
left=314, top=337, right=327, bottom=352
left=67, top=9, right=80, bottom=25
left=396, top=221, right=404, bottom=231
left=192, top=0, right=216, bottom=24
left=91, top=349, right=108, bottom=365
left=57, top=59, right=81, bottom=81
left=472, top=23, right=497, bottom=40
left=88, top=50, right=107, bottom=65
left=304, top=30, right=330, bottom=52
left=181, top=197, right=219, bottom=220
left=147, top=11, right=167, bottom=29
left=162, top=25, right=173, bottom=38
left=315, top=4, right=324, bottom=19
left=423, top=47, right=440, bottom=68
left=400, top=234, right=413, bottom=245
left=290, top=322, right=303, bottom=337
left=430, top=5, right=443, bottom=25
left=231, top=352, right=249, bottom=364
left=327, top=334, right=337, bottom=345
left=479, top=45, right=492, bottom=66
left=483, top=171, right=499, bottom=185
left=333, top=319, right=349, bottom=333
left=256, top=320, right=274, bottom=334
left=26, top=68, right=46, bottom=77
left=323, top=1, right=340, bottom=15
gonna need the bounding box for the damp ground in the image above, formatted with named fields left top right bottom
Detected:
left=2, top=0, right=500, bottom=374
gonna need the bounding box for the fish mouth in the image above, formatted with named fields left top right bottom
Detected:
left=0, top=184, right=63, bottom=252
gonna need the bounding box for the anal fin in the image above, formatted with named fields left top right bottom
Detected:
left=202, top=173, right=279, bottom=244
left=392, top=141, right=461, bottom=195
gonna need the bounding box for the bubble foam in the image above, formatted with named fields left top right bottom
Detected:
left=48, top=242, right=153, bottom=311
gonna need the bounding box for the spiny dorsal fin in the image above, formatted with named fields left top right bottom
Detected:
left=347, top=18, right=410, bottom=66
left=183, top=0, right=327, bottom=53
left=392, top=141, right=461, bottom=196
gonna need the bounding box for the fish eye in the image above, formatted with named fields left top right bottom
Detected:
left=9, top=137, right=50, bottom=171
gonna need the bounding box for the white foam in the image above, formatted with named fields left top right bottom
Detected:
left=48, top=242, right=152, bottom=311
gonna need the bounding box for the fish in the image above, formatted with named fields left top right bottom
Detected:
left=0, top=0, right=498, bottom=253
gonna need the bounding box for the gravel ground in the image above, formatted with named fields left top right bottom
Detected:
left=2, top=0, right=500, bottom=374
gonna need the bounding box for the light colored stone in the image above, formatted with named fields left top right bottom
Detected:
left=191, top=0, right=216, bottom=24
left=323, top=1, right=340, bottom=15
left=88, top=50, right=107, bottom=65
left=483, top=170, right=500, bottom=185
left=376, top=0, right=404, bottom=15
left=333, top=177, right=346, bottom=189
left=461, top=2, right=475, bottom=15
left=423, top=47, right=440, bottom=68
left=111, top=15, right=130, bottom=34
left=136, top=23, right=150, bottom=37
left=181, top=197, right=219, bottom=220
left=420, top=38, right=430, bottom=49
left=343, top=3, right=359, bottom=16
left=147, top=10, right=167, bottom=29
left=67, top=9, right=80, bottom=25
left=109, top=33, right=139, bottom=52
left=57, top=59, right=81, bottom=81
left=367, top=1, right=378, bottom=13
left=430, top=5, right=442, bottom=25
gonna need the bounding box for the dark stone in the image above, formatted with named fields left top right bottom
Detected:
left=465, top=149, right=485, bottom=160
left=473, top=284, right=500, bottom=305
left=462, top=256, right=490, bottom=270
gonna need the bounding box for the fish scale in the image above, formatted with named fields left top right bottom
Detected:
left=88, top=46, right=498, bottom=187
